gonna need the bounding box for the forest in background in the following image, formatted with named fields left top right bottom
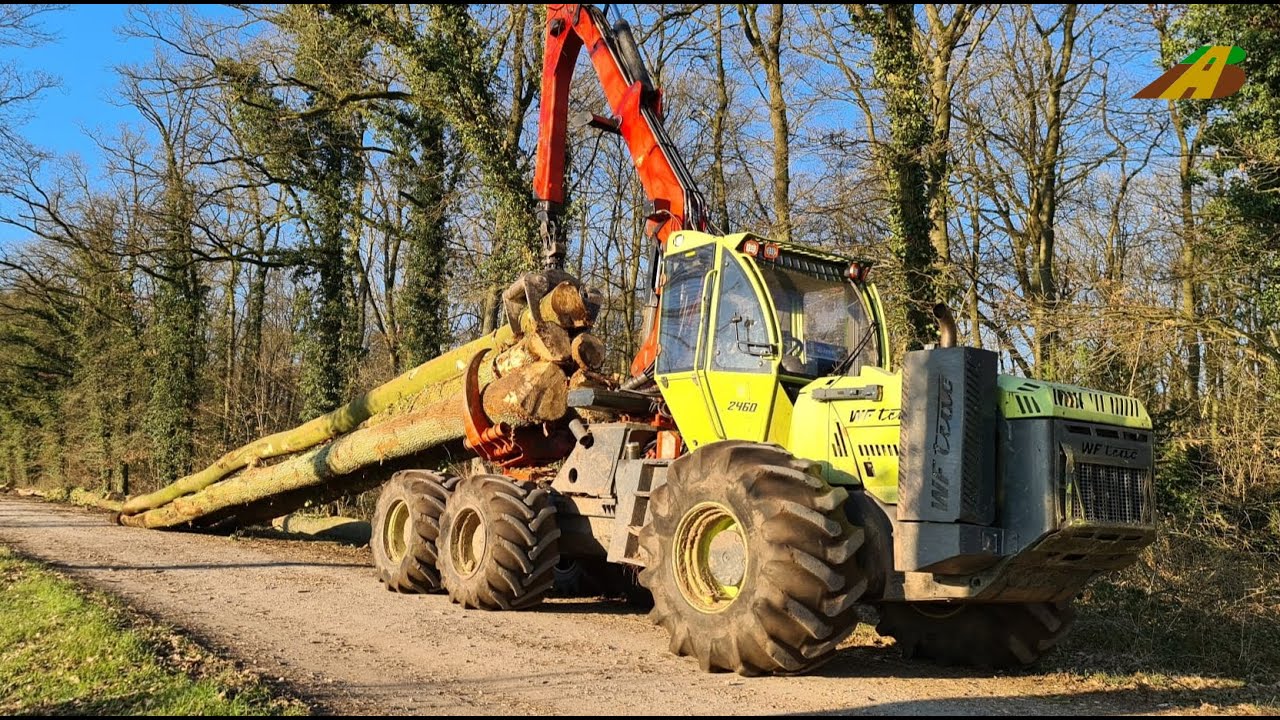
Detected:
left=0, top=4, right=1277, bottom=677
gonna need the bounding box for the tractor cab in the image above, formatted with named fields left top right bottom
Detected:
left=653, top=231, right=888, bottom=451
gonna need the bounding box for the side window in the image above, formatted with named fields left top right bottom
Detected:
left=657, top=245, right=715, bottom=373
left=711, top=253, right=770, bottom=373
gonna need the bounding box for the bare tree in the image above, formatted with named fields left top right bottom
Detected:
left=739, top=4, right=791, bottom=240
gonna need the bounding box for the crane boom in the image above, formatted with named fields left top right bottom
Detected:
left=533, top=3, right=709, bottom=377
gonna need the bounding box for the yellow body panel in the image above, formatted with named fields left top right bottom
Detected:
left=653, top=230, right=1153, bottom=509
left=657, top=233, right=797, bottom=448
left=794, top=367, right=904, bottom=500
left=660, top=371, right=722, bottom=451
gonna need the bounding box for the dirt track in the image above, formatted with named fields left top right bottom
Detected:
left=0, top=496, right=1246, bottom=715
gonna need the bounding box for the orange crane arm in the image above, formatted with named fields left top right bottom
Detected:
left=533, top=3, right=709, bottom=377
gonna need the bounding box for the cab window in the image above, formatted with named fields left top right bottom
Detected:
left=657, top=245, right=715, bottom=373
left=711, top=253, right=770, bottom=373
left=759, top=264, right=878, bottom=378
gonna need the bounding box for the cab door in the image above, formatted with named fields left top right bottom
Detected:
left=702, top=249, right=780, bottom=443
left=654, top=245, right=721, bottom=451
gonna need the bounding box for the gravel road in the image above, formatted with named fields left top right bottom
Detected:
left=0, top=496, right=1236, bottom=715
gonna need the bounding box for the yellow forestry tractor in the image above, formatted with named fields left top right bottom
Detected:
left=363, top=3, right=1156, bottom=675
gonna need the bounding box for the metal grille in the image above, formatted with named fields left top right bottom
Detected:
left=1070, top=462, right=1150, bottom=525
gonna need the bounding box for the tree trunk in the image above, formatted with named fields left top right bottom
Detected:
left=849, top=4, right=938, bottom=349
left=741, top=4, right=791, bottom=240
left=1173, top=91, right=1201, bottom=411
left=711, top=5, right=732, bottom=227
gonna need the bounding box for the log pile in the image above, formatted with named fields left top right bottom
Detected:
left=118, top=282, right=610, bottom=530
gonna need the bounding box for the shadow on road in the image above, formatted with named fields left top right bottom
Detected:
left=794, top=683, right=1270, bottom=715
left=44, top=559, right=370, bottom=572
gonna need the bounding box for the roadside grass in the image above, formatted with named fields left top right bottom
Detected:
left=0, top=547, right=305, bottom=716
left=1049, top=525, right=1280, bottom=711
left=840, top=522, right=1280, bottom=712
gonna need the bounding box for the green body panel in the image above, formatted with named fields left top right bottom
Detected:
left=998, top=376, right=1152, bottom=429
left=792, top=370, right=1152, bottom=504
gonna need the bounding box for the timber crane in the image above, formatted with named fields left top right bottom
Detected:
left=504, top=3, right=709, bottom=380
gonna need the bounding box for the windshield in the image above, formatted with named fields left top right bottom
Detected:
left=757, top=263, right=878, bottom=378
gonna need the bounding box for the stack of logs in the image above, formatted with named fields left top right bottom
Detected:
left=118, top=282, right=608, bottom=530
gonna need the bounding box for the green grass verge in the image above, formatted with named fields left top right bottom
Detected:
left=1044, top=525, right=1280, bottom=712
left=1061, top=527, right=1280, bottom=682
left=0, top=547, right=305, bottom=715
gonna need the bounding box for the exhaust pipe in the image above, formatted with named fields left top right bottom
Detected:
left=933, top=303, right=958, bottom=349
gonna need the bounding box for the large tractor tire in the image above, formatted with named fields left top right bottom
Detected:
left=639, top=441, right=868, bottom=675
left=438, top=473, right=560, bottom=610
left=876, top=600, right=1076, bottom=668
left=371, top=470, right=456, bottom=593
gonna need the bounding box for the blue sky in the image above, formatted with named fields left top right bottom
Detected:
left=13, top=4, right=154, bottom=165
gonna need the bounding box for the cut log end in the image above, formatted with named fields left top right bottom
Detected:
left=571, top=333, right=606, bottom=370
left=482, top=361, right=569, bottom=424
left=541, top=281, right=590, bottom=329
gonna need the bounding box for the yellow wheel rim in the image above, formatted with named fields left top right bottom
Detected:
left=450, top=507, right=486, bottom=577
left=673, top=502, right=748, bottom=613
left=383, top=499, right=411, bottom=564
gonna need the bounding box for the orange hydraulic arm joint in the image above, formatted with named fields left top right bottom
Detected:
left=534, top=3, right=710, bottom=379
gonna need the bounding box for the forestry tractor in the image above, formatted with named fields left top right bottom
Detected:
left=119, top=4, right=1154, bottom=676
left=366, top=4, right=1156, bottom=674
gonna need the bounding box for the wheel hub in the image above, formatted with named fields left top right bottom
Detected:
left=450, top=507, right=486, bottom=577
left=383, top=499, right=411, bottom=563
left=673, top=502, right=748, bottom=613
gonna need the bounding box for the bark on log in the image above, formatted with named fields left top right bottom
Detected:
left=492, top=340, right=539, bottom=377
left=569, top=367, right=617, bottom=390
left=121, top=330, right=507, bottom=516
left=483, top=362, right=568, bottom=425
left=271, top=514, right=371, bottom=544
left=525, top=322, right=572, bottom=363
left=119, top=362, right=569, bottom=530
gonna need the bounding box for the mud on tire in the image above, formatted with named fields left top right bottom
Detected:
left=438, top=474, right=560, bottom=610
left=371, top=470, right=456, bottom=593
left=639, top=441, right=868, bottom=675
left=876, top=600, right=1076, bottom=669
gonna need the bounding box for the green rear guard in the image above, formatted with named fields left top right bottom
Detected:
left=792, top=370, right=1153, bottom=498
